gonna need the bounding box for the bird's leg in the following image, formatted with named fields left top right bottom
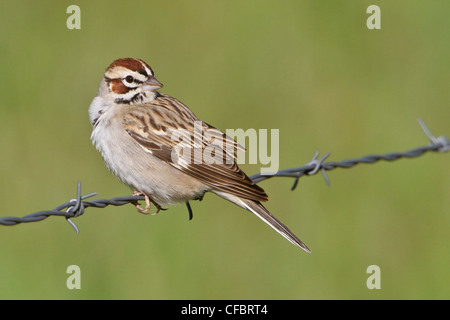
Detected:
left=131, top=191, right=166, bottom=215
left=132, top=191, right=151, bottom=214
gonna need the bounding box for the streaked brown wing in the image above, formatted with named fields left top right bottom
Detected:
left=122, top=94, right=268, bottom=202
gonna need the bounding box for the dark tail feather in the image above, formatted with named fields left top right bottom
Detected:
left=213, top=191, right=311, bottom=253
left=242, top=199, right=311, bottom=253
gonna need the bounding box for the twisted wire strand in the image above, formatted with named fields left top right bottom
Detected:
left=250, top=144, right=443, bottom=189
left=0, top=187, right=145, bottom=228
left=0, top=119, right=448, bottom=232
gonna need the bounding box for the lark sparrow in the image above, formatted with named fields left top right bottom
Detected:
left=89, top=58, right=310, bottom=252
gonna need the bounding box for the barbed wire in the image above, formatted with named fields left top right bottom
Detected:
left=251, top=119, right=450, bottom=189
left=0, top=119, right=448, bottom=233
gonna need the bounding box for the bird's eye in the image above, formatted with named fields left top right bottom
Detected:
left=125, top=75, right=134, bottom=83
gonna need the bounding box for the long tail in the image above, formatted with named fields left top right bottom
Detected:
left=213, top=191, right=311, bottom=253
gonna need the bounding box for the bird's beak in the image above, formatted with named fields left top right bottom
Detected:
left=142, top=75, right=163, bottom=91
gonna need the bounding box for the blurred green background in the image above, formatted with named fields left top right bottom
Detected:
left=0, top=0, right=449, bottom=299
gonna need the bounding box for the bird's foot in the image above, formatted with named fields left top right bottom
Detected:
left=132, top=191, right=166, bottom=215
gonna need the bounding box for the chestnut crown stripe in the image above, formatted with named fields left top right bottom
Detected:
left=107, top=58, right=154, bottom=77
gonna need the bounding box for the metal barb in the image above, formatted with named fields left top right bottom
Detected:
left=64, top=181, right=98, bottom=234
left=65, top=181, right=83, bottom=234
left=418, top=118, right=450, bottom=153
left=66, top=218, right=79, bottom=235
left=306, top=151, right=331, bottom=186
left=290, top=151, right=331, bottom=190
left=434, top=136, right=450, bottom=152
left=291, top=177, right=300, bottom=191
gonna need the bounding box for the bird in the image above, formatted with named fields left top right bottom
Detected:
left=89, top=57, right=310, bottom=253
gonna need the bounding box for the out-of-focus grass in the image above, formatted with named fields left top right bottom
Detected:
left=0, top=0, right=449, bottom=299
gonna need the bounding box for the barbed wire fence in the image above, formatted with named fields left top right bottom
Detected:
left=0, top=119, right=448, bottom=234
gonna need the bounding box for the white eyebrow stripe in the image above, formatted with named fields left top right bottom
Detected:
left=131, top=72, right=148, bottom=82
left=138, top=60, right=154, bottom=76
left=105, top=66, right=149, bottom=83
left=144, top=66, right=153, bottom=76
